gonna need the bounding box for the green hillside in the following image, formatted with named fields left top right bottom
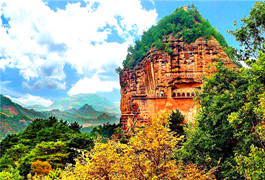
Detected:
left=0, top=95, right=119, bottom=139
left=122, top=5, right=229, bottom=69
left=0, top=110, right=31, bottom=139
left=0, top=95, right=45, bottom=139
left=0, top=95, right=45, bottom=119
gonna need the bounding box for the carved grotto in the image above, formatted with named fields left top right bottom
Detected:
left=119, top=36, right=232, bottom=132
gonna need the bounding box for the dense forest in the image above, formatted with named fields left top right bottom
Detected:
left=0, top=116, right=120, bottom=179
left=1, top=1, right=265, bottom=180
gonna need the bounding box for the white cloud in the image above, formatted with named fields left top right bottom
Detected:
left=66, top=41, right=129, bottom=74
left=22, top=79, right=66, bottom=90
left=68, top=73, right=120, bottom=95
left=0, top=81, right=53, bottom=106
left=7, top=94, right=53, bottom=107
left=0, top=0, right=157, bottom=91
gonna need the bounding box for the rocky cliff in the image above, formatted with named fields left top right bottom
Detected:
left=119, top=36, right=233, bottom=131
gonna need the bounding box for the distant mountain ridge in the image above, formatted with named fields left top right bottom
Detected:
left=66, top=104, right=100, bottom=118
left=0, top=94, right=45, bottom=119
left=26, top=104, right=48, bottom=112
left=27, top=94, right=120, bottom=114
left=0, top=94, right=119, bottom=139
left=0, top=94, right=42, bottom=139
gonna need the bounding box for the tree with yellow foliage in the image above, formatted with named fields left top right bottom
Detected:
left=30, top=160, right=53, bottom=176
left=58, top=114, right=216, bottom=180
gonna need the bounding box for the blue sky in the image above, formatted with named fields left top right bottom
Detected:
left=0, top=0, right=256, bottom=107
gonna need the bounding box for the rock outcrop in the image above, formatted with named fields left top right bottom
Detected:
left=119, top=37, right=232, bottom=131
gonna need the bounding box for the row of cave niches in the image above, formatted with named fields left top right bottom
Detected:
left=155, top=90, right=196, bottom=99
left=172, top=92, right=196, bottom=99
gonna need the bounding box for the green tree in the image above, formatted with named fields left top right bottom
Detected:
left=229, top=51, right=265, bottom=179
left=89, top=123, right=120, bottom=139
left=180, top=50, right=265, bottom=179
left=0, top=134, right=19, bottom=158
left=229, top=0, right=265, bottom=61
left=0, top=144, right=28, bottom=170
left=235, top=145, right=265, bottom=180
left=169, top=109, right=185, bottom=135
left=0, top=166, right=22, bottom=180
left=69, top=121, right=82, bottom=133
left=178, top=60, right=252, bottom=179
left=18, top=141, right=70, bottom=177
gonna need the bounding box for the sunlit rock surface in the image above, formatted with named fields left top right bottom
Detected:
left=119, top=37, right=232, bottom=131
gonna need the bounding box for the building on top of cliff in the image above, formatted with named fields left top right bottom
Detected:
left=119, top=6, right=234, bottom=132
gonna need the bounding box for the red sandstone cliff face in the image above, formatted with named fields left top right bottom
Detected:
left=119, top=37, right=232, bottom=131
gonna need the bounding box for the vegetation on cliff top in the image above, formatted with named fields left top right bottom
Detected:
left=122, top=5, right=229, bottom=69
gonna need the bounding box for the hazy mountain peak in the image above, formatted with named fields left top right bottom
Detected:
left=49, top=93, right=118, bottom=112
